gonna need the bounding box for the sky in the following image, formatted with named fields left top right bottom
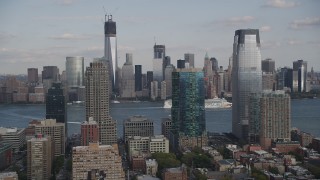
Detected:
left=0, top=0, right=320, bottom=74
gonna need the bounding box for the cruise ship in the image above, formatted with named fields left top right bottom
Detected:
left=163, top=98, right=232, bottom=109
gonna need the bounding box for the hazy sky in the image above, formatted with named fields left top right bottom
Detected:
left=1, top=0, right=319, bottom=74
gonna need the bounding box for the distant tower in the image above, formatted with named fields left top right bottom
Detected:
left=171, top=68, right=206, bottom=150
left=184, top=53, right=195, bottom=68
left=135, top=65, right=142, bottom=92
left=232, top=29, right=262, bottom=141
left=104, top=14, right=118, bottom=93
left=262, top=58, right=276, bottom=91
left=85, top=61, right=117, bottom=145
left=66, top=56, right=84, bottom=101
left=27, top=68, right=38, bottom=86
left=153, top=44, right=165, bottom=84
left=42, top=66, right=59, bottom=82
left=120, top=54, right=135, bottom=98
left=46, top=82, right=67, bottom=135
left=293, top=60, right=307, bottom=92
left=210, top=57, right=219, bottom=72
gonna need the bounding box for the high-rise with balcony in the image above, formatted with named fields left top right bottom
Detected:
left=171, top=68, right=206, bottom=149
left=32, top=119, right=65, bottom=156
left=232, top=29, right=262, bottom=141
left=85, top=61, right=117, bottom=145
left=249, top=90, right=291, bottom=149
left=27, top=134, right=52, bottom=180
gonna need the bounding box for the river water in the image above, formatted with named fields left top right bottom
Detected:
left=0, top=98, right=319, bottom=138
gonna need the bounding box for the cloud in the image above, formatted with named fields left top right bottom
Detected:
left=289, top=17, right=320, bottom=30
left=54, top=0, right=77, bottom=5
left=49, top=33, right=90, bottom=40
left=221, top=16, right=255, bottom=26
left=261, top=40, right=281, bottom=49
left=34, top=16, right=100, bottom=21
left=307, top=41, right=320, bottom=47
left=263, top=0, right=299, bottom=8
left=260, top=26, right=272, bottom=32
left=286, top=39, right=303, bottom=45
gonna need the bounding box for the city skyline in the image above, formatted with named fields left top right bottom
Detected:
left=1, top=0, right=319, bottom=75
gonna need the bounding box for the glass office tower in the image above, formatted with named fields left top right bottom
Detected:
left=66, top=57, right=84, bottom=88
left=232, top=29, right=262, bottom=141
left=104, top=15, right=118, bottom=93
left=171, top=68, right=205, bottom=137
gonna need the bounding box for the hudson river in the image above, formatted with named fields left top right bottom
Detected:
left=0, top=98, right=319, bottom=138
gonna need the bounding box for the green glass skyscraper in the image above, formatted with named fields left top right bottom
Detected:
left=171, top=68, right=206, bottom=149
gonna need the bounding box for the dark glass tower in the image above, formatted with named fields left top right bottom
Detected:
left=293, top=60, right=307, bottom=92
left=46, top=83, right=66, bottom=133
left=171, top=68, right=205, bottom=137
left=135, top=65, right=142, bottom=91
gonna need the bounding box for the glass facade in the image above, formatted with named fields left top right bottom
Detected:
left=66, top=57, right=84, bottom=87
left=232, top=29, right=262, bottom=140
left=171, top=68, right=205, bottom=137
left=104, top=16, right=118, bottom=92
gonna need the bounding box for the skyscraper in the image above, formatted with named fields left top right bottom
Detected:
left=293, top=60, right=307, bottom=92
left=66, top=57, right=84, bottom=88
left=27, top=134, right=52, bottom=180
left=232, top=29, right=262, bottom=141
left=249, top=90, right=291, bottom=149
left=210, top=57, right=219, bottom=72
left=262, top=58, right=275, bottom=73
left=27, top=68, right=38, bottom=86
left=66, top=56, right=84, bottom=101
left=184, top=53, right=195, bottom=68
left=135, top=65, right=142, bottom=92
left=32, top=119, right=65, bottom=157
left=276, top=67, right=293, bottom=91
left=42, top=66, right=59, bottom=82
left=85, top=61, right=117, bottom=145
left=121, top=54, right=135, bottom=98
left=46, top=82, right=67, bottom=134
left=164, top=64, right=175, bottom=98
left=153, top=44, right=165, bottom=84
left=171, top=68, right=206, bottom=149
left=104, top=15, right=118, bottom=93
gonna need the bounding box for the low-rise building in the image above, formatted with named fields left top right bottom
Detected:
left=216, top=159, right=236, bottom=171
left=162, top=166, right=188, bottom=180
left=0, top=142, right=12, bottom=170
left=128, top=135, right=169, bottom=158
left=0, top=127, right=25, bottom=153
left=0, top=172, right=18, bottom=180
left=123, top=115, right=154, bottom=141
left=145, top=159, right=158, bottom=177
left=72, top=142, right=125, bottom=180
